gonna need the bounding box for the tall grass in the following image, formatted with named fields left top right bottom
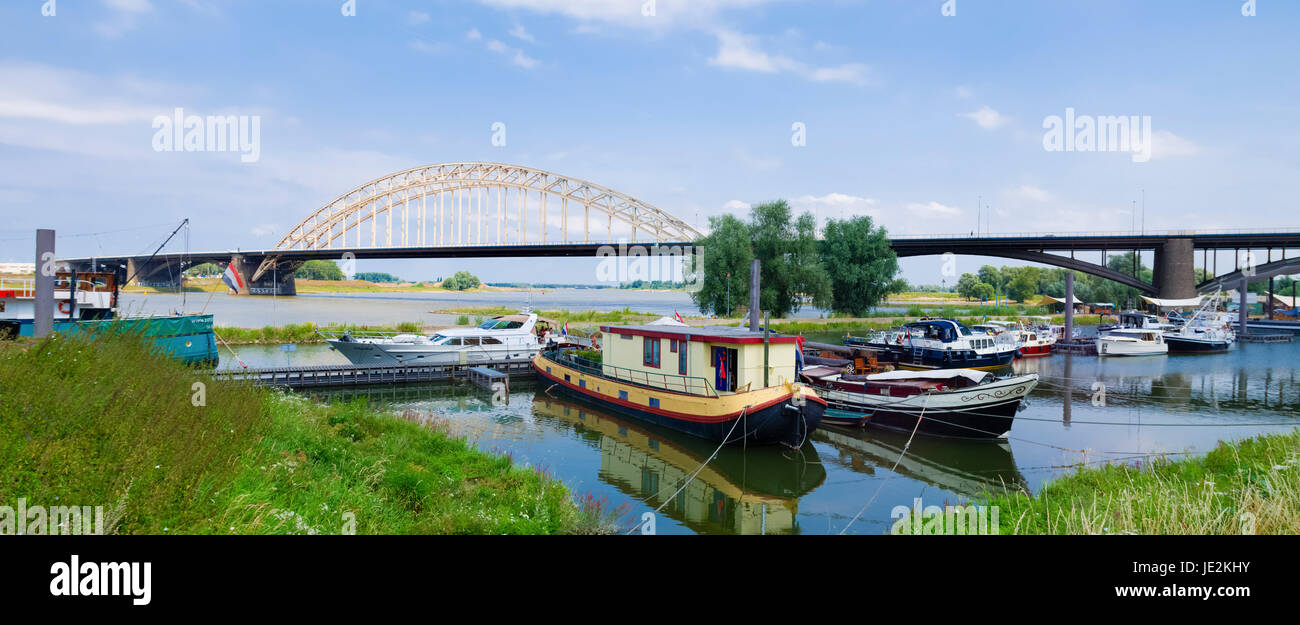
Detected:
left=215, top=321, right=427, bottom=345
left=0, top=333, right=588, bottom=534
left=986, top=430, right=1300, bottom=534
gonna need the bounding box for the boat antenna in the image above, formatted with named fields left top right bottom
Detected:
left=122, top=218, right=190, bottom=287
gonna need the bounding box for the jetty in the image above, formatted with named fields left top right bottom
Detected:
left=214, top=360, right=535, bottom=389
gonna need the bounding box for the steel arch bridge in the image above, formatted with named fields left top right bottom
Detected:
left=274, top=161, right=699, bottom=249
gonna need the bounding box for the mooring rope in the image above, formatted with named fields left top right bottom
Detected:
left=625, top=405, right=750, bottom=535
left=212, top=329, right=248, bottom=370
left=838, top=392, right=930, bottom=535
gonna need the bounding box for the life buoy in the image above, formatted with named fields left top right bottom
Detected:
left=58, top=301, right=72, bottom=314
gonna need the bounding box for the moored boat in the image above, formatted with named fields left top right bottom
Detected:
left=532, top=324, right=825, bottom=447
left=325, top=312, right=550, bottom=365
left=845, top=318, right=1018, bottom=371
left=800, top=366, right=1038, bottom=439
left=1096, top=328, right=1168, bottom=356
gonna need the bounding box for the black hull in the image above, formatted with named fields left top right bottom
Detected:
left=824, top=397, right=1021, bottom=439
left=844, top=340, right=1016, bottom=370
left=1165, top=336, right=1231, bottom=353
left=541, top=373, right=824, bottom=448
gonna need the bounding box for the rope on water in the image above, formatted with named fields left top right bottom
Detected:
left=626, top=405, right=750, bottom=535
left=838, top=392, right=930, bottom=535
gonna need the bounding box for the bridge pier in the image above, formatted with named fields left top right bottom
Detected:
left=1153, top=237, right=1195, bottom=300
left=230, top=254, right=297, bottom=296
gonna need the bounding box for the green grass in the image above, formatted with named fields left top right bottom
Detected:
left=985, top=430, right=1300, bottom=534
left=0, top=333, right=613, bottom=534
left=214, top=321, right=427, bottom=345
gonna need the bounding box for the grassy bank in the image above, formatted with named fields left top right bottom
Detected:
left=986, top=430, right=1300, bottom=534
left=433, top=306, right=664, bottom=326
left=0, top=333, right=612, bottom=534
left=213, top=321, right=426, bottom=345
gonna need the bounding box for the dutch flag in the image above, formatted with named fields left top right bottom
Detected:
left=562, top=322, right=569, bottom=336
left=221, top=260, right=245, bottom=293
left=674, top=311, right=685, bottom=324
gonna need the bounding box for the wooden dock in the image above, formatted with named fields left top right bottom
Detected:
left=1054, top=340, right=1098, bottom=355
left=214, top=360, right=536, bottom=389
left=1239, top=333, right=1294, bottom=344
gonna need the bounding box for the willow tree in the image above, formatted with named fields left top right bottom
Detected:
left=819, top=215, right=900, bottom=316
left=690, top=201, right=831, bottom=319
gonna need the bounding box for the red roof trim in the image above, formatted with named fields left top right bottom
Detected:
left=599, top=326, right=798, bottom=345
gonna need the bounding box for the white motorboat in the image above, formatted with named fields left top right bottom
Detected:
left=324, top=312, right=551, bottom=365
left=1096, top=328, right=1168, bottom=357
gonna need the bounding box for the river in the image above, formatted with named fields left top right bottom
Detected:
left=172, top=291, right=1300, bottom=534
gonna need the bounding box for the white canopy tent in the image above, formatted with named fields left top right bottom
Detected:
left=1139, top=295, right=1204, bottom=309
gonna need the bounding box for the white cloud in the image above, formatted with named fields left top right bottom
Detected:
left=790, top=193, right=879, bottom=219
left=960, top=106, right=1009, bottom=130
left=1150, top=130, right=1202, bottom=159
left=903, top=201, right=962, bottom=218
left=723, top=199, right=751, bottom=212
left=955, top=86, right=973, bottom=99
left=1010, top=185, right=1053, bottom=202
left=409, top=40, right=445, bottom=55
left=477, top=0, right=776, bottom=28
left=408, top=11, right=431, bottom=25
left=466, top=28, right=483, bottom=40
left=509, top=23, right=535, bottom=42
left=97, top=0, right=154, bottom=38
left=486, top=39, right=539, bottom=69
left=104, top=0, right=153, bottom=12
left=708, top=30, right=870, bottom=85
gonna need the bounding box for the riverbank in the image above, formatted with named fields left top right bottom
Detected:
left=986, top=429, right=1300, bottom=534
left=0, top=334, right=617, bottom=534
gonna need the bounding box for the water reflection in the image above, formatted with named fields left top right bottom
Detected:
left=534, top=396, right=826, bottom=534
left=814, top=426, right=1028, bottom=499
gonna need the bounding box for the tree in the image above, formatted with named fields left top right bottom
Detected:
left=442, top=270, right=481, bottom=291
left=972, top=282, right=995, bottom=301
left=819, top=215, right=900, bottom=316
left=956, top=273, right=981, bottom=300
left=185, top=262, right=221, bottom=276
left=977, top=265, right=1003, bottom=292
left=294, top=260, right=345, bottom=280
left=354, top=272, right=400, bottom=283
left=1004, top=266, right=1042, bottom=302
left=690, top=201, right=834, bottom=318
left=689, top=214, right=752, bottom=316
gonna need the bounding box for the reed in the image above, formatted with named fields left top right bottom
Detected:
left=985, top=430, right=1300, bottom=534
left=0, top=332, right=585, bottom=534
left=215, top=321, right=427, bottom=345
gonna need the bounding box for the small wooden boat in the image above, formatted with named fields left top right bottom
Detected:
left=533, top=324, right=826, bottom=447
left=799, top=366, right=1038, bottom=439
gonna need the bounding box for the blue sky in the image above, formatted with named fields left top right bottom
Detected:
left=1, top=0, right=1297, bottom=285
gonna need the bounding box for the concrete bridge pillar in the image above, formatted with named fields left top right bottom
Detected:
left=1153, top=237, right=1195, bottom=300
left=228, top=254, right=297, bottom=296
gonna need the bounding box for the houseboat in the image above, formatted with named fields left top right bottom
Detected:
left=532, top=324, right=825, bottom=447
left=800, top=367, right=1038, bottom=439
left=845, top=318, right=1018, bottom=371
left=0, top=271, right=218, bottom=366
left=325, top=312, right=551, bottom=365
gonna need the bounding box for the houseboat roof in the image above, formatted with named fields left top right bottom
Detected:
left=599, top=324, right=800, bottom=345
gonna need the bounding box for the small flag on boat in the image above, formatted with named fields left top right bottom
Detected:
left=562, top=322, right=569, bottom=336
left=221, top=260, right=244, bottom=293
left=674, top=311, right=685, bottom=323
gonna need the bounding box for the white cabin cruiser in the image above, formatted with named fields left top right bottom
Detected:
left=324, top=313, right=550, bottom=365
left=1096, top=328, right=1168, bottom=357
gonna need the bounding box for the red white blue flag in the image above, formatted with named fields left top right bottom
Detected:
left=674, top=311, right=685, bottom=323
left=221, top=260, right=244, bottom=293
left=562, top=322, right=569, bottom=336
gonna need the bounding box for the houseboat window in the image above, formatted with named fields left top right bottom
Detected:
left=480, top=337, right=503, bottom=344
left=678, top=346, right=687, bottom=375
left=463, top=337, right=481, bottom=346
left=649, top=397, right=660, bottom=408
left=644, top=337, right=661, bottom=367
left=669, top=339, right=678, bottom=353
left=619, top=390, right=628, bottom=400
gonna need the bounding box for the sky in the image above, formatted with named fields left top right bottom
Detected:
left=1, top=0, right=1297, bottom=286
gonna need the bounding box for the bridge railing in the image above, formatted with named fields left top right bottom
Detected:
left=890, top=227, right=1300, bottom=240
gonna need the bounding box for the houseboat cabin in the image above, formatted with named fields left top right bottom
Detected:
left=532, top=324, right=825, bottom=446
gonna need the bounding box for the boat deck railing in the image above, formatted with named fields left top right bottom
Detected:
left=214, top=359, right=536, bottom=388
left=546, top=350, right=720, bottom=397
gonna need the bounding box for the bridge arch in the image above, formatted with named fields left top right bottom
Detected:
left=274, top=162, right=701, bottom=252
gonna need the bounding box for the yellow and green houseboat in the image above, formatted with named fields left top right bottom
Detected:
left=532, top=324, right=825, bottom=447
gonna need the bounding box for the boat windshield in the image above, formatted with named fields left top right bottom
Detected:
left=430, top=335, right=462, bottom=345
left=477, top=319, right=524, bottom=330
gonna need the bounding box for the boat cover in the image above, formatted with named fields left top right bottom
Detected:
left=1139, top=295, right=1203, bottom=308
left=646, top=316, right=688, bottom=326
left=864, top=369, right=993, bottom=385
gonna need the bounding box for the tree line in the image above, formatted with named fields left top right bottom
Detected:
left=690, top=200, right=903, bottom=318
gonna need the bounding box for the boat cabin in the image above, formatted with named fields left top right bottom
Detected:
left=597, top=324, right=799, bottom=394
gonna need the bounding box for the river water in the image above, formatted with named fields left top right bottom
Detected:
left=182, top=292, right=1300, bottom=534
